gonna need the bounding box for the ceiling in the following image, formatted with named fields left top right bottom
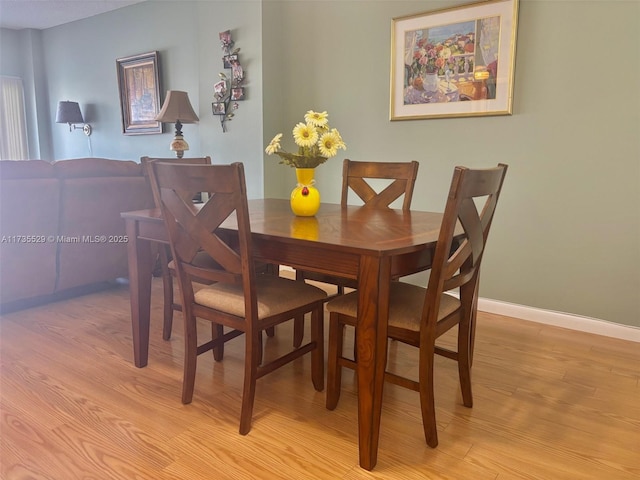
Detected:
left=0, top=0, right=147, bottom=30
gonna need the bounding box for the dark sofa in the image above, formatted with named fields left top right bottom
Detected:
left=0, top=158, right=154, bottom=310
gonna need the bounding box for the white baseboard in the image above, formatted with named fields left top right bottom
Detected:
left=282, top=266, right=640, bottom=343
left=477, top=297, right=640, bottom=343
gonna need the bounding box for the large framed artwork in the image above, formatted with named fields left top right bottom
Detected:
left=116, top=51, right=162, bottom=135
left=390, top=0, right=519, bottom=120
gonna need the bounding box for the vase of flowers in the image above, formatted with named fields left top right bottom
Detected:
left=265, top=110, right=346, bottom=216
left=410, top=42, right=455, bottom=94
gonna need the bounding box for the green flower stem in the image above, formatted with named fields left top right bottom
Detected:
left=275, top=152, right=329, bottom=169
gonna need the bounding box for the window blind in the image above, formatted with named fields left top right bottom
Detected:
left=0, top=76, right=29, bottom=160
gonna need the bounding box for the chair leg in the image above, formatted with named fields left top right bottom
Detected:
left=293, top=269, right=306, bottom=347
left=352, top=328, right=358, bottom=362
left=239, top=330, right=260, bottom=435
left=310, top=307, right=324, bottom=391
left=181, top=311, right=198, bottom=405
left=461, top=273, right=480, bottom=366
left=293, top=314, right=305, bottom=347
left=260, top=267, right=277, bottom=338
left=458, top=318, right=473, bottom=409
left=160, top=246, right=174, bottom=340
left=326, top=313, right=345, bottom=410
left=469, top=278, right=479, bottom=366
left=211, top=323, right=224, bottom=361
left=418, top=340, right=438, bottom=448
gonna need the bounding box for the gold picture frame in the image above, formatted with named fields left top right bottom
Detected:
left=116, top=51, right=163, bottom=135
left=390, top=0, right=519, bottom=120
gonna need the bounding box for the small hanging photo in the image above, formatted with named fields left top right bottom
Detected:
left=213, top=80, right=227, bottom=100
left=231, top=87, right=245, bottom=101
left=231, top=61, right=244, bottom=85
left=212, top=102, right=226, bottom=115
left=219, top=30, right=233, bottom=52
left=223, top=53, right=238, bottom=69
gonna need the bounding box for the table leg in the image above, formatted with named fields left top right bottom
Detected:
left=355, top=255, right=392, bottom=470
left=125, top=219, right=153, bottom=368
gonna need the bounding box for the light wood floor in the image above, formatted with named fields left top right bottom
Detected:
left=1, top=278, right=638, bottom=479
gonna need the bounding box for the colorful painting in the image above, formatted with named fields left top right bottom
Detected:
left=391, top=0, right=519, bottom=120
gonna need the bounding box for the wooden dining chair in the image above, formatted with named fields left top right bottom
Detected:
left=141, top=156, right=213, bottom=340
left=341, top=158, right=420, bottom=210
left=325, top=163, right=508, bottom=448
left=297, top=159, right=419, bottom=293
left=148, top=161, right=326, bottom=434
left=293, top=158, right=420, bottom=346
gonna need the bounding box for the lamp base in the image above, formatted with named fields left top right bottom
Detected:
left=170, top=135, right=189, bottom=159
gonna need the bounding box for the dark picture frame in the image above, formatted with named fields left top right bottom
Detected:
left=231, top=87, right=245, bottom=101
left=223, top=54, right=238, bottom=69
left=116, top=51, right=163, bottom=135
left=212, top=102, right=226, bottom=115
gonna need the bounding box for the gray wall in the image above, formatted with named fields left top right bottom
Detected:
left=262, top=0, right=640, bottom=329
left=42, top=2, right=201, bottom=164
left=1, top=0, right=639, bottom=329
left=4, top=1, right=265, bottom=197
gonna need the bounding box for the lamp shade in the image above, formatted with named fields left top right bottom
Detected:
left=55, top=101, right=84, bottom=124
left=155, top=90, right=199, bottom=123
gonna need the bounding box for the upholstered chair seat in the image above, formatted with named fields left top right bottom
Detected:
left=195, top=275, right=327, bottom=319
left=327, top=283, right=460, bottom=332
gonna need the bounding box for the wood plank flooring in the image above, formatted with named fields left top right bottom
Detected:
left=1, top=278, right=638, bottom=479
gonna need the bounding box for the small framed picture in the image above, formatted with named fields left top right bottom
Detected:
left=213, top=80, right=227, bottom=100
left=231, top=87, right=245, bottom=101
left=219, top=30, right=233, bottom=51
left=223, top=53, right=238, bottom=69
left=212, top=102, right=226, bottom=115
left=231, top=62, right=244, bottom=85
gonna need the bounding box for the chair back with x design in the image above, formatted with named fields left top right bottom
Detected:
left=341, top=158, right=419, bottom=210
left=152, top=162, right=252, bottom=293
left=140, top=155, right=213, bottom=339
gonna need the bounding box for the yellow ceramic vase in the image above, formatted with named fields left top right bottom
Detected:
left=290, top=168, right=320, bottom=216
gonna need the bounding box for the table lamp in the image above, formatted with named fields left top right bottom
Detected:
left=155, top=90, right=199, bottom=158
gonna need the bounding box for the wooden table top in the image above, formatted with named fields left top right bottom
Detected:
left=122, top=198, right=446, bottom=258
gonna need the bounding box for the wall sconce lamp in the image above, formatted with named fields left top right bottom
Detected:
left=55, top=101, right=92, bottom=136
left=155, top=90, right=199, bottom=158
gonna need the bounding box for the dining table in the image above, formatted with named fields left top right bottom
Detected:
left=121, top=198, right=451, bottom=470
